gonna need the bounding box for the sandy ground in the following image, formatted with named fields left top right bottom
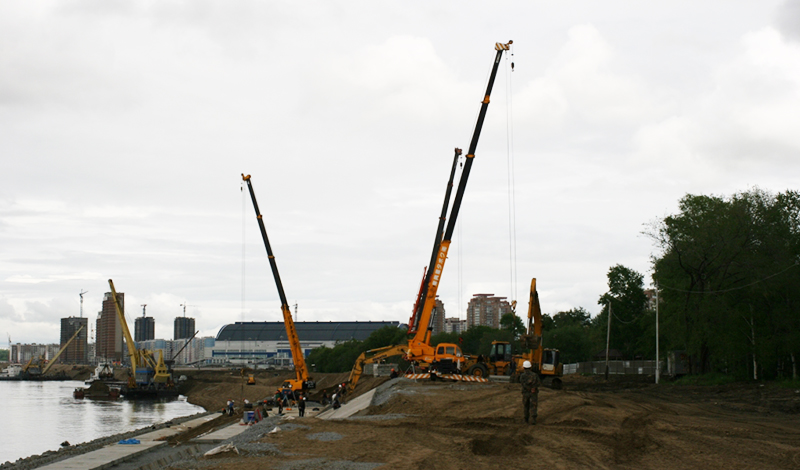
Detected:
left=162, top=374, right=800, bottom=470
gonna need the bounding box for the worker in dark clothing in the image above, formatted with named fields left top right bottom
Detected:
left=390, top=368, right=399, bottom=379
left=520, top=360, right=541, bottom=425
left=298, top=396, right=306, bottom=417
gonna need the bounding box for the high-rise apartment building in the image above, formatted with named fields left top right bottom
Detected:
left=174, top=316, right=195, bottom=340
left=466, top=293, right=512, bottom=329
left=96, top=292, right=124, bottom=362
left=135, top=316, right=155, bottom=342
left=444, top=317, right=467, bottom=334
left=60, top=316, right=88, bottom=364
left=431, top=298, right=446, bottom=335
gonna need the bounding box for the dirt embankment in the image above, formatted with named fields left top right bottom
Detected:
left=176, top=368, right=388, bottom=412
left=166, top=374, right=800, bottom=470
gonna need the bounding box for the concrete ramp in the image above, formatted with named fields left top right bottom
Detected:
left=316, top=389, right=376, bottom=420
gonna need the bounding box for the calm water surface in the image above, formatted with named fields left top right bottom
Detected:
left=0, top=380, right=204, bottom=464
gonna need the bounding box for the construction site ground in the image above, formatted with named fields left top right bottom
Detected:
left=171, top=371, right=800, bottom=470
left=9, top=367, right=800, bottom=469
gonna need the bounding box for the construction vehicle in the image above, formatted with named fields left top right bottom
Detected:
left=242, top=174, right=315, bottom=393
left=348, top=41, right=513, bottom=393
left=512, top=278, right=563, bottom=388
left=108, top=279, right=178, bottom=397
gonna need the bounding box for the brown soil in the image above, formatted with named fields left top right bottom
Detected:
left=173, top=374, right=800, bottom=470
left=177, top=368, right=388, bottom=412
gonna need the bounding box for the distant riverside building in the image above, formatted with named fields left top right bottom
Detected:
left=211, top=321, right=400, bottom=365
left=138, top=336, right=216, bottom=365
left=174, top=317, right=195, bottom=341
left=10, top=343, right=60, bottom=363
left=466, top=294, right=512, bottom=329
left=96, top=292, right=124, bottom=362
left=135, top=316, right=155, bottom=342
left=444, top=317, right=467, bottom=334
left=431, top=298, right=446, bottom=335
left=60, top=317, right=88, bottom=364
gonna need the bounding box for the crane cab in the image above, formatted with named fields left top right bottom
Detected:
left=429, top=343, right=465, bottom=374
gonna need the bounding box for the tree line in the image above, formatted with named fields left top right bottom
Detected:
left=308, top=189, right=800, bottom=381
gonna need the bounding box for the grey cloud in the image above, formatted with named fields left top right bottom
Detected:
left=0, top=298, right=22, bottom=321
left=776, top=0, right=800, bottom=41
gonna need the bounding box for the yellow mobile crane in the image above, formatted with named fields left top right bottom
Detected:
left=108, top=279, right=177, bottom=397
left=348, top=41, right=513, bottom=393
left=242, top=174, right=315, bottom=393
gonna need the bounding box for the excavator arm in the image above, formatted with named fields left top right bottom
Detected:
left=347, top=343, right=409, bottom=394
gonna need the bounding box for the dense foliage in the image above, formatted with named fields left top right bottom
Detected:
left=650, top=189, right=800, bottom=380
left=307, top=326, right=407, bottom=373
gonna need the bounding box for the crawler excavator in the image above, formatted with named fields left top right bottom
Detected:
left=242, top=174, right=315, bottom=393
left=347, top=41, right=513, bottom=393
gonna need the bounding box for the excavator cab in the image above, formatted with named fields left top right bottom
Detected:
left=489, top=341, right=513, bottom=363
left=541, top=349, right=561, bottom=374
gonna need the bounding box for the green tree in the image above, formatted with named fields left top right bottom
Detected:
left=650, top=189, right=800, bottom=379
left=597, top=264, right=649, bottom=360
left=500, top=312, right=525, bottom=337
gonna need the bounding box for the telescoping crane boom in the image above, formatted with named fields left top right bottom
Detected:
left=242, top=174, right=315, bottom=392
left=348, top=41, right=512, bottom=393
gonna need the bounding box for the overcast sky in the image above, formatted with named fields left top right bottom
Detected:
left=2, top=1, right=800, bottom=345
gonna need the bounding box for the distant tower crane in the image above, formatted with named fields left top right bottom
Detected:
left=141, top=304, right=147, bottom=317
left=79, top=289, right=88, bottom=318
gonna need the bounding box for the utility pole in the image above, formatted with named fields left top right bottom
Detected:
left=655, top=282, right=660, bottom=384
left=79, top=290, right=88, bottom=318
left=294, top=303, right=298, bottom=322
left=605, top=301, right=612, bottom=381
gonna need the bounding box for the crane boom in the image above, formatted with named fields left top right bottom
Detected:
left=41, top=325, right=84, bottom=375
left=242, top=174, right=313, bottom=391
left=408, top=41, right=512, bottom=353
left=109, top=279, right=139, bottom=371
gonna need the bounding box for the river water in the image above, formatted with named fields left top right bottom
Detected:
left=0, top=380, right=205, bottom=464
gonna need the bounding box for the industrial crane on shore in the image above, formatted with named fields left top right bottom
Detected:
left=242, top=174, right=315, bottom=393
left=348, top=40, right=513, bottom=393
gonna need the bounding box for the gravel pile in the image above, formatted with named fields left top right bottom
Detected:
left=306, top=432, right=343, bottom=441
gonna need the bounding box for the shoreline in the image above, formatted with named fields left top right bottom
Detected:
left=1, top=406, right=214, bottom=470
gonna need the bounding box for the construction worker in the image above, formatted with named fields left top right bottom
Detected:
left=298, top=395, right=306, bottom=417
left=520, top=360, right=541, bottom=425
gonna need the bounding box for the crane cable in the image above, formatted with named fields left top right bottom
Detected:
left=241, top=182, right=246, bottom=321
left=505, top=44, right=518, bottom=304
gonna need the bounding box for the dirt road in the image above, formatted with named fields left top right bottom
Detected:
left=168, top=374, right=800, bottom=470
